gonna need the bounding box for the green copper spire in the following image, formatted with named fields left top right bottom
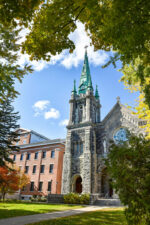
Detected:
left=72, top=80, right=77, bottom=95
left=78, top=48, right=93, bottom=94
left=95, top=85, right=99, bottom=100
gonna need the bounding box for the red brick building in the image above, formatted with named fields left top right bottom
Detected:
left=13, top=129, right=65, bottom=200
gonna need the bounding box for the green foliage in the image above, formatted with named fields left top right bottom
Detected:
left=22, top=0, right=150, bottom=106
left=106, top=134, right=150, bottom=225
left=0, top=98, right=20, bottom=166
left=0, top=24, right=32, bottom=100
left=0, top=0, right=41, bottom=100
left=1, top=1, right=150, bottom=104
left=0, top=0, right=42, bottom=27
left=64, top=193, right=90, bottom=205
left=31, top=196, right=47, bottom=202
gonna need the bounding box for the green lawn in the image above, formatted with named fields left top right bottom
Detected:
left=0, top=202, right=84, bottom=219
left=30, top=208, right=127, bottom=225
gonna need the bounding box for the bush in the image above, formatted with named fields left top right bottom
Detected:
left=64, top=193, right=90, bottom=205
left=31, top=195, right=47, bottom=202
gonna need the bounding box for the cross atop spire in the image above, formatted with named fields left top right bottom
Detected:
left=84, top=45, right=88, bottom=51
left=78, top=48, right=93, bottom=94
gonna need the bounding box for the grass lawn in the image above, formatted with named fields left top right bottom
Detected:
left=0, top=202, right=84, bottom=219
left=30, top=208, right=127, bottom=225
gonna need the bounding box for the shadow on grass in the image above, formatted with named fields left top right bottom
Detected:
left=31, top=210, right=127, bottom=225
left=0, top=202, right=83, bottom=219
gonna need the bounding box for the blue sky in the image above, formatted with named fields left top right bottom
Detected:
left=13, top=23, right=138, bottom=139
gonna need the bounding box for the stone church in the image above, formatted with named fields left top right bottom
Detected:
left=61, top=50, right=144, bottom=198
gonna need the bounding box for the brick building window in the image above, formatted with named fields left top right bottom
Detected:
left=33, top=165, right=36, bottom=174
left=40, top=165, right=45, bottom=173
left=51, top=150, right=55, bottom=158
left=30, top=182, right=34, bottom=191
left=48, top=181, right=52, bottom=192
left=49, top=164, right=54, bottom=173
left=25, top=166, right=29, bottom=174
left=34, top=152, right=38, bottom=159
left=23, top=140, right=26, bottom=144
left=42, top=151, right=46, bottom=158
left=38, top=182, right=43, bottom=191
left=13, top=154, right=16, bottom=161
left=26, top=153, right=30, bottom=160
left=20, top=153, right=24, bottom=161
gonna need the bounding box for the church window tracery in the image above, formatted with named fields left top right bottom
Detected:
left=72, top=141, right=84, bottom=156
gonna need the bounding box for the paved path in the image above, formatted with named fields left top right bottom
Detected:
left=0, top=206, right=117, bottom=225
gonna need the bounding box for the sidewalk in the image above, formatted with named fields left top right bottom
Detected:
left=0, top=206, right=116, bottom=225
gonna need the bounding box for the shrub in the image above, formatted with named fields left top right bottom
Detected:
left=31, top=195, right=47, bottom=202
left=64, top=193, right=90, bottom=204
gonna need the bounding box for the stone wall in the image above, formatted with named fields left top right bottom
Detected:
left=48, top=194, right=64, bottom=204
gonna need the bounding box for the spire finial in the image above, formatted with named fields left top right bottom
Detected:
left=84, top=45, right=88, bottom=51
left=72, top=80, right=77, bottom=95
left=95, top=85, right=99, bottom=100
left=116, top=96, right=120, bottom=103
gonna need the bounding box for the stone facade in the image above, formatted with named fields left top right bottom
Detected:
left=61, top=50, right=145, bottom=198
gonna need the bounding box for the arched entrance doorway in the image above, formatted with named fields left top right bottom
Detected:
left=72, top=175, right=82, bottom=194
left=75, top=176, right=82, bottom=193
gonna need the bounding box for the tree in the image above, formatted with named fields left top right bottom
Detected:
left=121, top=59, right=150, bottom=139
left=0, top=166, right=29, bottom=201
left=106, top=135, right=150, bottom=225
left=0, top=97, right=20, bottom=167
left=0, top=0, right=42, bottom=100
left=21, top=0, right=150, bottom=106
left=1, top=1, right=150, bottom=105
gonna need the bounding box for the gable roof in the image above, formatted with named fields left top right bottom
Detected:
left=102, top=99, right=139, bottom=124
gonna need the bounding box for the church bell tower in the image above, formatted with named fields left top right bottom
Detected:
left=61, top=49, right=102, bottom=194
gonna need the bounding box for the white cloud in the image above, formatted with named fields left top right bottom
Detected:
left=59, top=119, right=69, bottom=126
left=33, top=100, right=50, bottom=116
left=60, top=22, right=108, bottom=69
left=18, top=22, right=108, bottom=71
left=33, top=100, right=50, bottom=110
left=44, top=108, right=60, bottom=119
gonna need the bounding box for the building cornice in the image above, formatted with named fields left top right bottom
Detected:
left=18, top=139, right=65, bottom=149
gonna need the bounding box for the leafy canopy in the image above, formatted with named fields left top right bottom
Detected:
left=106, top=134, right=150, bottom=225
left=21, top=0, right=150, bottom=105
left=121, top=58, right=150, bottom=139
left=0, top=0, right=42, bottom=100
left=0, top=166, right=29, bottom=201
left=1, top=1, right=150, bottom=105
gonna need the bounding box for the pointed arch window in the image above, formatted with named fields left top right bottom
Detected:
left=72, top=142, right=84, bottom=156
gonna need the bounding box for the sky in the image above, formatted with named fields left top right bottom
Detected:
left=13, top=22, right=138, bottom=139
